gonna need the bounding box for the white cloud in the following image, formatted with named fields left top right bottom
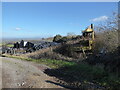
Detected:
left=15, top=27, right=21, bottom=30
left=90, top=16, right=108, bottom=22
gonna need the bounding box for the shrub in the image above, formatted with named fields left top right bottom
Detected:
left=53, top=34, right=62, bottom=43
left=93, top=12, right=119, bottom=53
left=60, top=36, right=68, bottom=43
left=75, top=35, right=82, bottom=39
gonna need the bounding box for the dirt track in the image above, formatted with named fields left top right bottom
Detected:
left=0, top=57, right=65, bottom=89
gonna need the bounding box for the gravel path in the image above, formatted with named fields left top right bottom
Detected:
left=1, top=57, right=65, bottom=88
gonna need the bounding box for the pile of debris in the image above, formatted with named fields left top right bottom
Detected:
left=13, top=40, right=34, bottom=49
left=2, top=40, right=60, bottom=54
left=33, top=41, right=59, bottom=51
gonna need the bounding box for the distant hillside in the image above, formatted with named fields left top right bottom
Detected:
left=2, top=37, right=53, bottom=44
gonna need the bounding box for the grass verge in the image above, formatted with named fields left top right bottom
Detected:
left=1, top=54, right=75, bottom=68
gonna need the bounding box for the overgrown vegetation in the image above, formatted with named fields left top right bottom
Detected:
left=54, top=43, right=84, bottom=59
left=53, top=33, right=78, bottom=43
left=53, top=34, right=63, bottom=43
left=93, top=12, right=119, bottom=53
left=44, top=62, right=120, bottom=89
left=27, top=50, right=74, bottom=61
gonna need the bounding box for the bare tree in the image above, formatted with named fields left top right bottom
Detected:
left=94, top=12, right=119, bottom=53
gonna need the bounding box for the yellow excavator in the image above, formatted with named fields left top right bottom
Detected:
left=72, top=24, right=95, bottom=53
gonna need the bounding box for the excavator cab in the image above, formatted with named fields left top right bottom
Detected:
left=81, top=24, right=95, bottom=51
left=82, top=24, right=95, bottom=40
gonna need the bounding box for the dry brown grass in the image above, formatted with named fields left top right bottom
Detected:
left=23, top=45, right=60, bottom=56
left=22, top=44, right=74, bottom=61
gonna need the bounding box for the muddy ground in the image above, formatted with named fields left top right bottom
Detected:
left=0, top=57, right=67, bottom=89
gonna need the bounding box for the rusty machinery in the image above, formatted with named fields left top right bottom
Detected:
left=72, top=24, right=95, bottom=55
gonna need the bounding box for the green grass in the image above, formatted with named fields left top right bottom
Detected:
left=6, top=44, right=14, bottom=47
left=2, top=54, right=75, bottom=68
left=0, top=43, right=14, bottom=47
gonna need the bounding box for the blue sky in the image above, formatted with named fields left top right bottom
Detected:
left=2, top=2, right=118, bottom=38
